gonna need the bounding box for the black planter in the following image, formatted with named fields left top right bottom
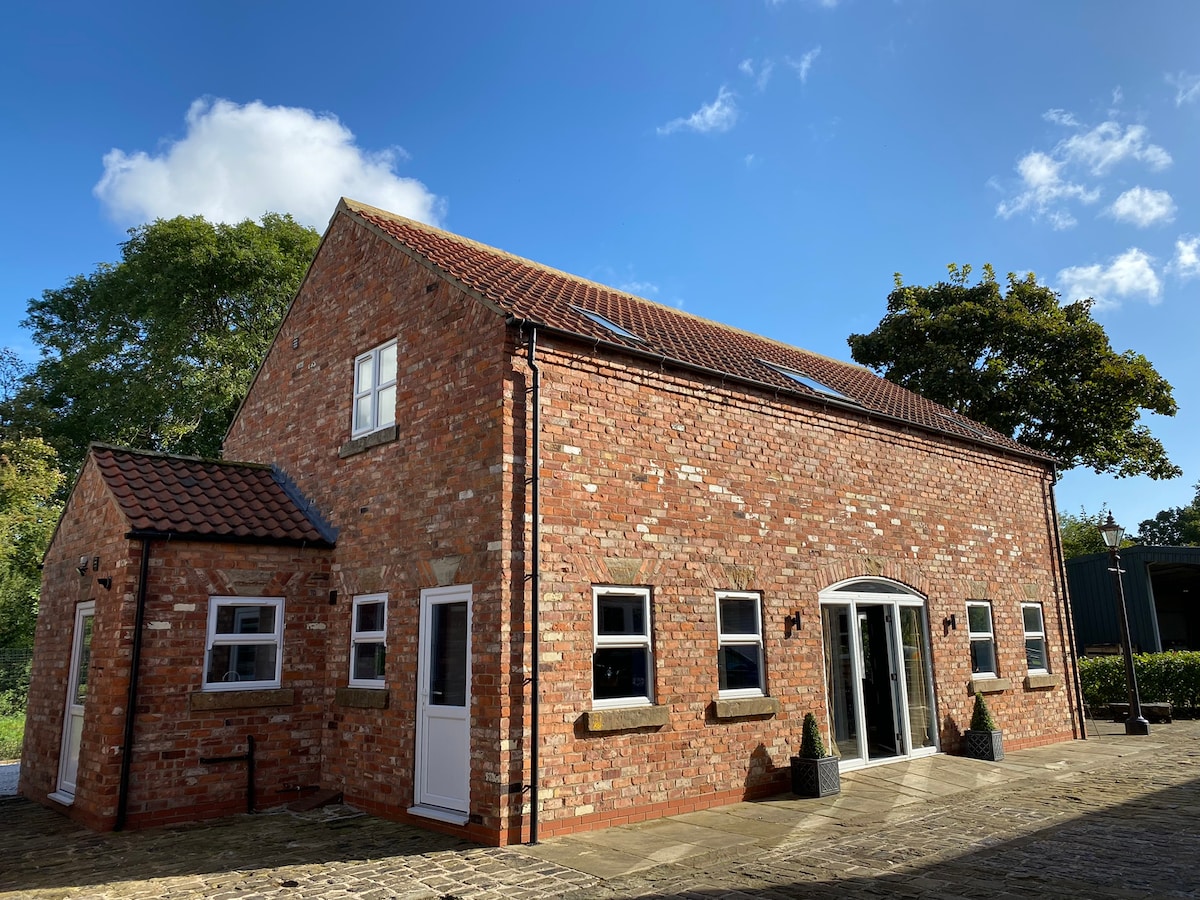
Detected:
left=790, top=755, right=841, bottom=797
left=964, top=728, right=1004, bottom=761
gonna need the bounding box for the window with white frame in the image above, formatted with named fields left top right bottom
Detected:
left=349, top=593, right=387, bottom=687
left=592, top=587, right=653, bottom=708
left=352, top=339, right=398, bottom=437
left=966, top=601, right=997, bottom=677
left=1022, top=602, right=1048, bottom=674
left=204, top=597, right=284, bottom=690
left=716, top=591, right=765, bottom=697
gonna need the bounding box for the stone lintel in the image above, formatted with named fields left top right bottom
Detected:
left=335, top=687, right=390, bottom=709
left=583, top=705, right=669, bottom=732
left=713, top=696, right=780, bottom=719
left=969, top=677, right=1012, bottom=694
left=190, top=688, right=294, bottom=711
left=1024, top=673, right=1062, bottom=690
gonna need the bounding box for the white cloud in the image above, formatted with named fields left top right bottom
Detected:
left=786, top=47, right=822, bottom=84
left=657, top=86, right=739, bottom=135
left=1170, top=235, right=1200, bottom=279
left=739, top=58, right=774, bottom=92
left=94, top=98, right=443, bottom=229
left=995, top=151, right=1099, bottom=229
left=619, top=280, right=660, bottom=297
left=1059, top=122, right=1171, bottom=175
left=1108, top=187, right=1176, bottom=227
left=996, top=116, right=1171, bottom=228
left=1111, top=86, right=1124, bottom=107
left=1167, top=71, right=1200, bottom=106
left=1043, top=109, right=1079, bottom=127
left=1056, top=248, right=1162, bottom=309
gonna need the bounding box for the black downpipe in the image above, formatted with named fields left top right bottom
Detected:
left=526, top=326, right=541, bottom=845
left=115, top=537, right=152, bottom=830
left=1047, top=468, right=1087, bottom=739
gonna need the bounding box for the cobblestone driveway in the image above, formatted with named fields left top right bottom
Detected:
left=3, top=720, right=1198, bottom=899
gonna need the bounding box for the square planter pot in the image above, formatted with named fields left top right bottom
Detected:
left=964, top=728, right=1004, bottom=761
left=790, top=755, right=841, bottom=797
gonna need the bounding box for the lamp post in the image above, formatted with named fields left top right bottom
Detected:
left=1098, top=513, right=1150, bottom=736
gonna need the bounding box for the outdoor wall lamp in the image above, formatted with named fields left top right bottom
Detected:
left=97, top=577, right=113, bottom=590
left=784, top=612, right=802, bottom=633
left=943, top=613, right=956, bottom=635
left=1099, top=512, right=1150, bottom=736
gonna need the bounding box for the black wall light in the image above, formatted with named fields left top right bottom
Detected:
left=943, top=613, right=956, bottom=635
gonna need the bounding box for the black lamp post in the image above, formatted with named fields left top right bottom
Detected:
left=1098, top=513, right=1150, bottom=735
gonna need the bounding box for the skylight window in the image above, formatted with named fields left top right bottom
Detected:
left=760, top=361, right=856, bottom=403
left=571, top=306, right=644, bottom=343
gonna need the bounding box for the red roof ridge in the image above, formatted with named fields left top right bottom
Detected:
left=339, top=198, right=858, bottom=365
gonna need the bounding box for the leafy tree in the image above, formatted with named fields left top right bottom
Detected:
left=1136, top=483, right=1200, bottom=546
left=847, top=264, right=1179, bottom=479
left=0, top=435, right=63, bottom=647
left=1058, top=506, right=1133, bottom=559
left=5, top=213, right=320, bottom=479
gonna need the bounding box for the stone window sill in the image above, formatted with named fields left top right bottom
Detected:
left=335, top=686, right=390, bottom=709
left=583, top=705, right=669, bottom=732
left=339, top=424, right=399, bottom=458
left=713, top=696, right=780, bottom=719
left=190, top=688, right=294, bottom=711
left=969, top=677, right=1011, bottom=695
left=1024, top=673, right=1061, bottom=690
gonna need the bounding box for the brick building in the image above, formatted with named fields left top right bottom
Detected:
left=23, top=199, right=1083, bottom=844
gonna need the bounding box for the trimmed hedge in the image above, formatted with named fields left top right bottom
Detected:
left=1079, top=651, right=1200, bottom=712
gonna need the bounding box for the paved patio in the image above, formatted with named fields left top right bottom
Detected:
left=2, top=717, right=1197, bottom=898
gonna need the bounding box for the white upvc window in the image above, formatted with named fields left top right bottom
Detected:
left=204, top=597, right=284, bottom=691
left=1022, top=602, right=1048, bottom=674
left=352, top=339, right=398, bottom=437
left=966, top=601, right=997, bottom=678
left=349, top=593, right=387, bottom=687
left=592, top=586, right=653, bottom=709
left=716, top=591, right=765, bottom=698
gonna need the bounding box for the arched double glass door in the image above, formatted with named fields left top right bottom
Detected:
left=819, top=580, right=937, bottom=769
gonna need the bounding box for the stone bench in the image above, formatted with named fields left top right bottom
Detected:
left=1108, top=702, right=1172, bottom=723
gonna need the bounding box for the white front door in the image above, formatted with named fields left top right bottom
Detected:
left=410, top=585, right=471, bottom=824
left=52, top=600, right=95, bottom=805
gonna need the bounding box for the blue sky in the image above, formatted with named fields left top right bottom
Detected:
left=3, top=1, right=1199, bottom=533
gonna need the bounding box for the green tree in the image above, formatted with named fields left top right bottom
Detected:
left=847, top=264, right=1179, bottom=479
left=1137, top=483, right=1200, bottom=546
left=0, top=434, right=63, bottom=647
left=5, top=213, right=320, bottom=479
left=1059, top=507, right=1130, bottom=559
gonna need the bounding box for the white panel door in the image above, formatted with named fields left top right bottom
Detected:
left=412, top=585, right=471, bottom=821
left=53, top=600, right=95, bottom=804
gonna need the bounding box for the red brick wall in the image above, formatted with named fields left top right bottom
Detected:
left=225, top=214, right=511, bottom=839
left=509, top=339, right=1076, bottom=839
left=22, top=459, right=138, bottom=829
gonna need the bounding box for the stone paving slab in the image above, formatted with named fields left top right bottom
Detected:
left=1, top=720, right=1198, bottom=899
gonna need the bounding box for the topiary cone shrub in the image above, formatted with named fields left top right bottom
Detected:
left=964, top=692, right=1004, bottom=761
left=791, top=712, right=840, bottom=797
left=799, top=712, right=827, bottom=759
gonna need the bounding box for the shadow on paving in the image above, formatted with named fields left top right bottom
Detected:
left=3, top=739, right=1199, bottom=899
left=562, top=771, right=1200, bottom=900
left=0, top=801, right=479, bottom=894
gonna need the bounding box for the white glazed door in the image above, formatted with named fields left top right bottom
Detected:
left=54, top=601, right=95, bottom=803
left=412, top=585, right=471, bottom=820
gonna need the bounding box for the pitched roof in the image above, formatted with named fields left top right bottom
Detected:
left=91, top=444, right=334, bottom=546
left=341, top=199, right=1045, bottom=462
